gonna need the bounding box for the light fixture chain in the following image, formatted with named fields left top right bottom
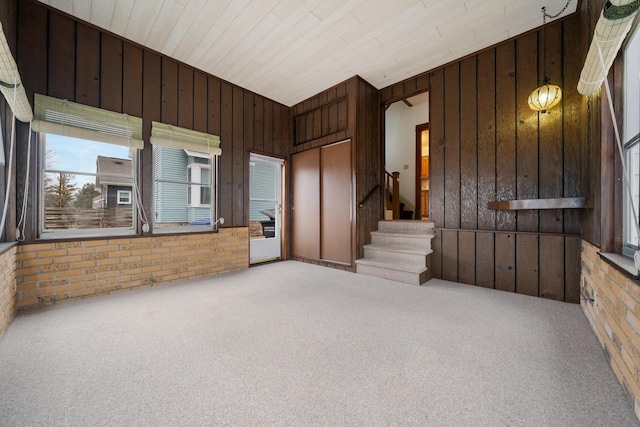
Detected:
left=543, top=0, right=574, bottom=20
left=542, top=7, right=547, bottom=80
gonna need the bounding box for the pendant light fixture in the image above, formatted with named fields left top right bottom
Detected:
left=528, top=2, right=572, bottom=112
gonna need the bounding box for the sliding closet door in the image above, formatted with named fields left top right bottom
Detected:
left=292, top=148, right=320, bottom=260
left=320, top=140, right=352, bottom=264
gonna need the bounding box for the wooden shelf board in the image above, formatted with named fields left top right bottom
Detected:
left=488, top=197, right=587, bottom=211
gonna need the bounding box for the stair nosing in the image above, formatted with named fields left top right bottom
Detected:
left=355, top=258, right=428, bottom=274
left=363, top=244, right=432, bottom=256
left=371, top=231, right=435, bottom=239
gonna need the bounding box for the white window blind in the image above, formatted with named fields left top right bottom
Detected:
left=32, top=94, right=143, bottom=149
left=577, top=0, right=640, bottom=95
left=150, top=121, right=221, bottom=156
left=0, top=22, right=33, bottom=123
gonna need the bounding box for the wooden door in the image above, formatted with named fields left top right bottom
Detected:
left=320, top=140, right=352, bottom=264
left=292, top=149, right=320, bottom=260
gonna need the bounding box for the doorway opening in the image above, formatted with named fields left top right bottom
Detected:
left=384, top=91, right=429, bottom=220
left=249, top=153, right=284, bottom=264
left=416, top=123, right=429, bottom=220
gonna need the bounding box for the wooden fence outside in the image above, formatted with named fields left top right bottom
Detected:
left=44, top=207, right=133, bottom=230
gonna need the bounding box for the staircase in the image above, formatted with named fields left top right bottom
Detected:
left=355, top=220, right=435, bottom=286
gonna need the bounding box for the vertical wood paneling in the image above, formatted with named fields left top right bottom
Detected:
left=515, top=33, right=539, bottom=232
left=273, top=103, right=283, bottom=156
left=562, top=17, right=583, bottom=235
left=141, top=51, right=162, bottom=232
left=476, top=50, right=496, bottom=231
left=475, top=232, right=494, bottom=288
left=243, top=90, right=254, bottom=221
left=442, top=230, right=458, bottom=282
left=564, top=236, right=581, bottom=303
left=75, top=24, right=100, bottom=107
left=429, top=69, right=445, bottom=228
left=123, top=44, right=143, bottom=117
left=232, top=86, right=244, bottom=226
left=207, top=76, right=221, bottom=136
left=431, top=229, right=442, bottom=279
left=495, top=233, right=515, bottom=292
left=538, top=24, right=564, bottom=234
left=48, top=13, right=75, bottom=100
left=515, top=234, right=538, bottom=296
left=161, top=59, right=178, bottom=126
left=15, top=0, right=47, bottom=242
left=444, top=63, right=461, bottom=229
left=178, top=64, right=194, bottom=129
left=539, top=235, right=564, bottom=301
left=193, top=71, right=208, bottom=133
left=219, top=82, right=233, bottom=225
left=263, top=99, right=273, bottom=154
left=253, top=96, right=264, bottom=152
left=100, top=34, right=123, bottom=113
left=495, top=42, right=517, bottom=231
left=460, top=57, right=477, bottom=229
left=458, top=231, right=475, bottom=285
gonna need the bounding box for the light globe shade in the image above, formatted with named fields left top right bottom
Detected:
left=528, top=83, right=562, bottom=112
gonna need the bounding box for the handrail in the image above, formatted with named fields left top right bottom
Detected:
left=385, top=170, right=400, bottom=219
left=358, top=184, right=380, bottom=208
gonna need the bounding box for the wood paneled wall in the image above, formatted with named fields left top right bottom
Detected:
left=382, top=15, right=585, bottom=302
left=14, top=0, right=290, bottom=241
left=289, top=76, right=381, bottom=270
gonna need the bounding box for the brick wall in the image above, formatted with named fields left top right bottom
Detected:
left=0, top=245, right=17, bottom=338
left=15, top=228, right=248, bottom=309
left=581, top=240, right=640, bottom=421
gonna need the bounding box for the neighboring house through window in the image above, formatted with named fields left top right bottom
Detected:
left=33, top=94, right=143, bottom=238
left=151, top=122, right=221, bottom=232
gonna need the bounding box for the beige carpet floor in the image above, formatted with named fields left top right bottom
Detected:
left=0, top=260, right=637, bottom=426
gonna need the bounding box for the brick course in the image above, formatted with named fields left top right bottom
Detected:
left=15, top=228, right=248, bottom=309
left=581, top=240, right=640, bottom=421
left=0, top=245, right=17, bottom=339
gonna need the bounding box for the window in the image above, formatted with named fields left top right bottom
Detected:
left=150, top=122, right=221, bottom=232
left=623, top=26, right=640, bottom=257
left=188, top=163, right=211, bottom=207
left=117, top=190, right=132, bottom=204
left=33, top=94, right=143, bottom=238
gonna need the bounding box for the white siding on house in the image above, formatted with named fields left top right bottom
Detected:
left=250, top=159, right=277, bottom=222
left=154, top=146, right=189, bottom=224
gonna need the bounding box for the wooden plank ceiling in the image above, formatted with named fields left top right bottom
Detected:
left=36, top=0, right=576, bottom=106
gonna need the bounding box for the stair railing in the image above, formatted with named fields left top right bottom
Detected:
left=358, top=184, right=380, bottom=208
left=385, top=170, right=400, bottom=219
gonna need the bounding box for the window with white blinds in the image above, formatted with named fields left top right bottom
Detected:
left=151, top=122, right=220, bottom=232
left=33, top=94, right=143, bottom=148
left=34, top=94, right=142, bottom=238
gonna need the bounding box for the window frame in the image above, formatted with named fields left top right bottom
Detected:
left=186, top=163, right=211, bottom=208
left=152, top=146, right=219, bottom=234
left=38, top=134, right=138, bottom=239
left=117, top=190, right=132, bottom=205
left=622, top=24, right=640, bottom=258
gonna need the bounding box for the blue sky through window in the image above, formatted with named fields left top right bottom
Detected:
left=45, top=134, right=132, bottom=188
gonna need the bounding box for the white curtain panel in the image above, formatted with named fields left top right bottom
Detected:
left=0, top=22, right=33, bottom=123
left=578, top=0, right=640, bottom=95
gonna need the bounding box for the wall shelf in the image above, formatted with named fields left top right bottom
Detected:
left=488, top=197, right=587, bottom=211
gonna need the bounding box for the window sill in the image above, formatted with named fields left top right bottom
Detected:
left=0, top=241, right=18, bottom=256
left=598, top=252, right=640, bottom=280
